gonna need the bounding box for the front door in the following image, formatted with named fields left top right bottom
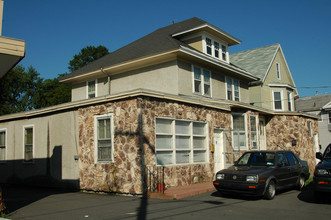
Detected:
left=259, top=117, right=266, bottom=150
left=214, top=129, right=225, bottom=174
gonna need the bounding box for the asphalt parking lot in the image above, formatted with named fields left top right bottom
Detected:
left=1, top=184, right=331, bottom=220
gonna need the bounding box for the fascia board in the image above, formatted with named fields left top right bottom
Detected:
left=172, top=24, right=241, bottom=45
left=179, top=46, right=258, bottom=81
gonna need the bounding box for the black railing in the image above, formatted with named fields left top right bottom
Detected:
left=145, top=166, right=165, bottom=193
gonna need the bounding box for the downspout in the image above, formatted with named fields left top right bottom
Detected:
left=101, top=68, right=111, bottom=95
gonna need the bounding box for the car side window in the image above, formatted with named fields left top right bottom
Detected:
left=277, top=153, right=289, bottom=166
left=286, top=152, right=299, bottom=166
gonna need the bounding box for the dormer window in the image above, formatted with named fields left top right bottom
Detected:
left=206, top=38, right=212, bottom=55
left=203, top=35, right=228, bottom=62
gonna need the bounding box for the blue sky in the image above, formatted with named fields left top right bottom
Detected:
left=2, top=0, right=331, bottom=98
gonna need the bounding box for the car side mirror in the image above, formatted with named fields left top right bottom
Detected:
left=316, top=152, right=323, bottom=160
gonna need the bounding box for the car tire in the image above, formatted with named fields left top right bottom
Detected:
left=264, top=180, right=276, bottom=200
left=297, top=175, right=305, bottom=191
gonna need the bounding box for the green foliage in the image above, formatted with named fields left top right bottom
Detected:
left=68, top=45, right=109, bottom=72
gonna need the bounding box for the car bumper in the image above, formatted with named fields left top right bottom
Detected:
left=213, top=180, right=265, bottom=196
left=313, top=176, right=331, bottom=192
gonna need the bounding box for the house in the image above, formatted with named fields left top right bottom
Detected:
left=231, top=44, right=297, bottom=112
left=0, top=0, right=26, bottom=78
left=0, top=18, right=318, bottom=194
left=295, top=94, right=331, bottom=152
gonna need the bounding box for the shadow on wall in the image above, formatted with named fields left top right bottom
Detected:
left=0, top=145, right=79, bottom=190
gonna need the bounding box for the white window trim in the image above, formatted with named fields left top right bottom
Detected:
left=23, top=125, right=34, bottom=163
left=87, top=79, right=98, bottom=99
left=249, top=115, right=259, bottom=150
left=202, top=33, right=229, bottom=63
left=155, top=117, right=209, bottom=166
left=192, top=65, right=212, bottom=97
left=231, top=113, right=248, bottom=150
left=276, top=62, right=281, bottom=80
left=0, top=128, right=7, bottom=162
left=225, top=77, right=240, bottom=101
left=272, top=90, right=284, bottom=111
left=287, top=92, right=293, bottom=111
left=94, top=113, right=114, bottom=163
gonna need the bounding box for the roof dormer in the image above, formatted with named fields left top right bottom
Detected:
left=172, top=23, right=240, bottom=64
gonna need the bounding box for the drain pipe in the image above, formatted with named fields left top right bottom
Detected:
left=101, top=68, right=111, bottom=95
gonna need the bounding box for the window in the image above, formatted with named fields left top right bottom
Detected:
left=155, top=118, right=208, bottom=166
left=214, top=41, right=219, bottom=58
left=250, top=116, right=258, bottom=150
left=87, top=80, right=96, bottom=98
left=0, top=129, right=6, bottom=161
left=308, top=121, right=312, bottom=137
left=276, top=63, right=281, bottom=80
left=193, top=66, right=211, bottom=96
left=286, top=152, right=299, bottom=166
left=273, top=91, right=283, bottom=110
left=221, top=45, right=227, bottom=61
left=226, top=77, right=240, bottom=101
left=206, top=38, right=212, bottom=55
left=328, top=111, right=331, bottom=124
left=204, top=36, right=228, bottom=61
left=24, top=126, right=33, bottom=162
left=232, top=113, right=247, bottom=150
left=95, top=114, right=114, bottom=162
left=277, top=153, right=289, bottom=166
left=287, top=92, right=292, bottom=111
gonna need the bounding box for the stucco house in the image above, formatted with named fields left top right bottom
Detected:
left=0, top=18, right=318, bottom=194
left=295, top=94, right=331, bottom=152
left=231, top=44, right=297, bottom=112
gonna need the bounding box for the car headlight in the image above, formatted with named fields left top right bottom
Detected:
left=315, top=169, right=329, bottom=176
left=216, top=173, right=225, bottom=180
left=246, top=175, right=258, bottom=183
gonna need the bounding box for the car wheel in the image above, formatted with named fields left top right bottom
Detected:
left=297, top=175, right=305, bottom=191
left=264, top=180, right=276, bottom=200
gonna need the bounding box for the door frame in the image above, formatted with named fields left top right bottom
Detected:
left=213, top=128, right=225, bottom=175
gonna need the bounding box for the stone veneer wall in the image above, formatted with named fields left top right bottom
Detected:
left=78, top=96, right=232, bottom=194
left=78, top=96, right=318, bottom=195
left=265, top=115, right=318, bottom=174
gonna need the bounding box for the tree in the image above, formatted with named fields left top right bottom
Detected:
left=0, top=65, right=41, bottom=115
left=68, top=45, right=109, bottom=72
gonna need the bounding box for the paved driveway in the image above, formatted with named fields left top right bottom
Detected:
left=2, top=185, right=331, bottom=220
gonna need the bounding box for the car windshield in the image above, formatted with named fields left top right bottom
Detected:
left=237, top=152, right=275, bottom=166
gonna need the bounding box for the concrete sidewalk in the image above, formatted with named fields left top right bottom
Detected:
left=148, top=182, right=215, bottom=200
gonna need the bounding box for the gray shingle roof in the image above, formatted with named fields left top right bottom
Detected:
left=230, top=44, right=280, bottom=81
left=295, top=94, right=331, bottom=112
left=60, top=17, right=236, bottom=81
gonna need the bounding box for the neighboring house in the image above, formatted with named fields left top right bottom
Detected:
left=231, top=44, right=297, bottom=112
left=0, top=0, right=26, bottom=78
left=295, top=94, right=331, bottom=152
left=0, top=18, right=318, bottom=194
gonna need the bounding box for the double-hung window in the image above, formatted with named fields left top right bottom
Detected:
left=226, top=77, right=240, bottom=101
left=328, top=111, right=331, bottom=124
left=87, top=80, right=97, bottom=99
left=0, top=129, right=6, bottom=161
left=206, top=38, right=212, bottom=55
left=273, top=91, right=283, bottom=110
left=193, top=66, right=211, bottom=96
left=24, top=126, right=33, bottom=162
left=221, top=45, right=227, bottom=61
left=214, top=41, right=219, bottom=58
left=232, top=113, right=247, bottom=150
left=95, top=114, right=114, bottom=162
left=250, top=116, right=258, bottom=150
left=155, top=118, right=208, bottom=166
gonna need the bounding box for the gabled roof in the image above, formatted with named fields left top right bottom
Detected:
left=295, top=94, right=331, bottom=112
left=60, top=17, right=246, bottom=82
left=230, top=44, right=280, bottom=82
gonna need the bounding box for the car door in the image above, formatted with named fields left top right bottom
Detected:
left=285, top=152, right=301, bottom=185
left=274, top=153, right=292, bottom=187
